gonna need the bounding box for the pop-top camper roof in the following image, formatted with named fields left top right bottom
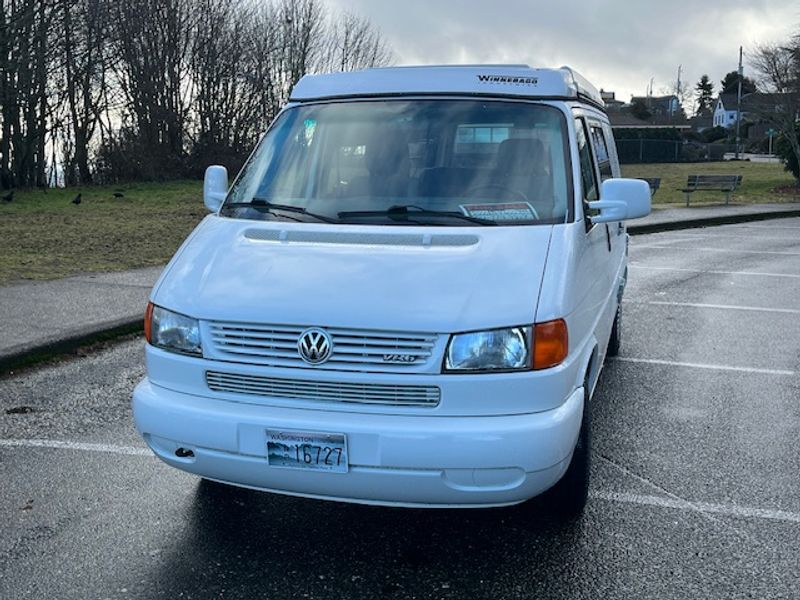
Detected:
left=289, top=65, right=604, bottom=108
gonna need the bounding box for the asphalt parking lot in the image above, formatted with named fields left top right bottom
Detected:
left=1, top=218, right=799, bottom=600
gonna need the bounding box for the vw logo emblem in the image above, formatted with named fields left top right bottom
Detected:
left=297, top=328, right=332, bottom=365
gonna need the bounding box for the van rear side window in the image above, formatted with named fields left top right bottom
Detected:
left=590, top=125, right=613, bottom=181
left=575, top=118, right=598, bottom=202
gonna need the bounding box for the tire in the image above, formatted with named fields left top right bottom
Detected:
left=197, top=477, right=242, bottom=498
left=544, top=382, right=591, bottom=520
left=607, top=304, right=622, bottom=358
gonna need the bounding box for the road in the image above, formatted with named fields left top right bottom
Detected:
left=2, top=219, right=799, bottom=599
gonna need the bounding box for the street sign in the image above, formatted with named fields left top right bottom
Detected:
left=766, top=129, right=778, bottom=156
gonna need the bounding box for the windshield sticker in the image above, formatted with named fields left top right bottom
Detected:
left=460, top=202, right=537, bottom=221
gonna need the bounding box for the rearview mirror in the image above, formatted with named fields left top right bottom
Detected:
left=203, top=165, right=228, bottom=213
left=588, top=179, right=651, bottom=224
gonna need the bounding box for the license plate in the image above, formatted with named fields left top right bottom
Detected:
left=266, top=429, right=348, bottom=473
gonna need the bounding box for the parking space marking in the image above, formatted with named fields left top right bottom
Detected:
left=652, top=232, right=800, bottom=241
left=2, top=437, right=798, bottom=526
left=0, top=438, right=151, bottom=456
left=590, top=491, right=800, bottom=525
left=628, top=265, right=800, bottom=279
left=613, top=357, right=796, bottom=376
left=628, top=300, right=800, bottom=316
left=634, top=245, right=800, bottom=256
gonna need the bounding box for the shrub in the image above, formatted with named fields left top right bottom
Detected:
left=775, top=126, right=800, bottom=181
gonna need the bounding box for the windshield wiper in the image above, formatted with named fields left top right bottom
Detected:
left=338, top=205, right=497, bottom=226
left=223, top=199, right=339, bottom=223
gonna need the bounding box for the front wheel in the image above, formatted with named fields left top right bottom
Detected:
left=607, top=305, right=622, bottom=358
left=543, top=383, right=591, bottom=520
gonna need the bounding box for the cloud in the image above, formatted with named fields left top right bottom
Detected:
left=322, top=0, right=799, bottom=104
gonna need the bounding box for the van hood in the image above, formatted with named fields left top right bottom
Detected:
left=153, top=216, right=553, bottom=333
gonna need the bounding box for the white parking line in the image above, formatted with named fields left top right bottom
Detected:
left=629, top=265, right=800, bottom=279
left=613, top=357, right=796, bottom=376
left=0, top=438, right=151, bottom=456
left=2, top=437, right=798, bottom=525
left=649, top=232, right=800, bottom=241
left=590, top=491, right=800, bottom=525
left=631, top=300, right=800, bottom=316
left=634, top=245, right=800, bottom=256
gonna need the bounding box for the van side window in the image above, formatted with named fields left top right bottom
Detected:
left=590, top=125, right=613, bottom=181
left=575, top=118, right=598, bottom=202
left=601, top=121, right=621, bottom=177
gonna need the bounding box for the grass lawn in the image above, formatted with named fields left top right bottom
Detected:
left=0, top=180, right=204, bottom=285
left=0, top=161, right=797, bottom=284
left=621, top=161, right=798, bottom=206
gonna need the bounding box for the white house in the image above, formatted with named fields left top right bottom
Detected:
left=713, top=94, right=740, bottom=128
left=713, top=92, right=788, bottom=131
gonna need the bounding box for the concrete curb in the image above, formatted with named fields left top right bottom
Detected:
left=0, top=315, right=143, bottom=375
left=628, top=209, right=800, bottom=235
left=3, top=207, right=798, bottom=374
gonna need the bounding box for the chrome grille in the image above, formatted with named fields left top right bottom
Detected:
left=206, top=322, right=438, bottom=371
left=206, top=371, right=440, bottom=406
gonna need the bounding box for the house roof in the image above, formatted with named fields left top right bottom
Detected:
left=688, top=113, right=714, bottom=130
left=608, top=111, right=690, bottom=129
left=608, top=112, right=651, bottom=127
left=631, top=95, right=678, bottom=104
left=289, top=65, right=605, bottom=106
left=715, top=94, right=739, bottom=110
left=716, top=92, right=788, bottom=113
left=742, top=93, right=789, bottom=112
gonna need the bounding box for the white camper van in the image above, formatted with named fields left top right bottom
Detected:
left=133, top=65, right=650, bottom=518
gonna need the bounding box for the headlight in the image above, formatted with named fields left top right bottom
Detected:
left=145, top=303, right=202, bottom=356
left=444, top=326, right=531, bottom=372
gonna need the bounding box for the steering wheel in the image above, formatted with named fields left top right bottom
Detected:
left=464, top=184, right=539, bottom=219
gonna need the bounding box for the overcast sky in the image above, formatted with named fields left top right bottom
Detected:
left=322, top=0, right=799, bottom=107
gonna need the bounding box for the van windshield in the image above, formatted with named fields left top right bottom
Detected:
left=221, top=100, right=572, bottom=226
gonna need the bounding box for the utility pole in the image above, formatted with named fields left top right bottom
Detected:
left=735, top=46, right=743, bottom=160
left=674, top=65, right=682, bottom=118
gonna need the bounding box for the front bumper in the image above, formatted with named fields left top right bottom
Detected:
left=132, top=379, right=583, bottom=508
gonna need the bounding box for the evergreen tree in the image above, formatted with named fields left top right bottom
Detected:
left=630, top=98, right=652, bottom=121
left=720, top=71, right=757, bottom=95
left=694, top=75, right=714, bottom=114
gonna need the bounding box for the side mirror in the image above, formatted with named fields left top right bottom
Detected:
left=203, top=165, right=228, bottom=213
left=588, top=179, right=651, bottom=224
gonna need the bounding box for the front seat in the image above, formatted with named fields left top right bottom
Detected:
left=347, top=128, right=410, bottom=198
left=493, top=138, right=554, bottom=216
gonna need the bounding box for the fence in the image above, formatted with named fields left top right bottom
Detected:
left=615, top=139, right=740, bottom=164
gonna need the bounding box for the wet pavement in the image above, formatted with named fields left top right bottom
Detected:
left=1, top=219, right=799, bottom=599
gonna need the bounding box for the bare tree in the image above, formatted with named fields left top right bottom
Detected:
left=0, top=0, right=53, bottom=188
left=320, top=10, right=393, bottom=73
left=57, top=0, right=110, bottom=184
left=276, top=0, right=327, bottom=107
left=107, top=0, right=195, bottom=179
left=750, top=39, right=800, bottom=182
left=188, top=0, right=261, bottom=174
left=0, top=0, right=393, bottom=187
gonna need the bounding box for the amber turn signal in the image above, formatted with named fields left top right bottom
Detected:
left=144, top=302, right=154, bottom=344
left=533, top=319, right=568, bottom=370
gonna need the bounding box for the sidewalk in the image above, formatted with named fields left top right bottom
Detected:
left=0, top=267, right=162, bottom=370
left=629, top=202, right=800, bottom=234
left=1, top=203, right=799, bottom=371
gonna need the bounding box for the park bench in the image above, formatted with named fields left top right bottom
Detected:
left=680, top=174, right=742, bottom=206
left=638, top=177, right=661, bottom=197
